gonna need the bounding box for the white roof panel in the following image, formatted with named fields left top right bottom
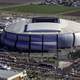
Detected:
left=27, top=23, right=61, bottom=31
left=0, top=69, right=20, bottom=79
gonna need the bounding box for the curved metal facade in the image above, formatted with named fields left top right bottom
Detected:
left=1, top=31, right=79, bottom=53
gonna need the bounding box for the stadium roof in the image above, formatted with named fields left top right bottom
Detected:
left=5, top=18, right=80, bottom=34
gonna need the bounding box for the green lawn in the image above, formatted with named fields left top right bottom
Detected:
left=0, top=4, right=80, bottom=14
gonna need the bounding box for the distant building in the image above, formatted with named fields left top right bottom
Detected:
left=0, top=69, right=27, bottom=80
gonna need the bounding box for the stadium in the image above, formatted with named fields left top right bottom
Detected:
left=1, top=17, right=80, bottom=55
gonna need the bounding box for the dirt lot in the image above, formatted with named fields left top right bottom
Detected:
left=64, top=11, right=80, bottom=16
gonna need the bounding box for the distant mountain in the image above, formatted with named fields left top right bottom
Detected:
left=0, top=0, right=41, bottom=4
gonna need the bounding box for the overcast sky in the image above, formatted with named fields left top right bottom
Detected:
left=0, top=0, right=41, bottom=3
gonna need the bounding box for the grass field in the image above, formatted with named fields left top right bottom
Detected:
left=0, top=4, right=80, bottom=15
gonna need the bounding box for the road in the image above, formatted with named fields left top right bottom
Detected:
left=0, top=1, right=41, bottom=9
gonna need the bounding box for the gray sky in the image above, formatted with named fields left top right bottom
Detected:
left=0, top=0, right=41, bottom=3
